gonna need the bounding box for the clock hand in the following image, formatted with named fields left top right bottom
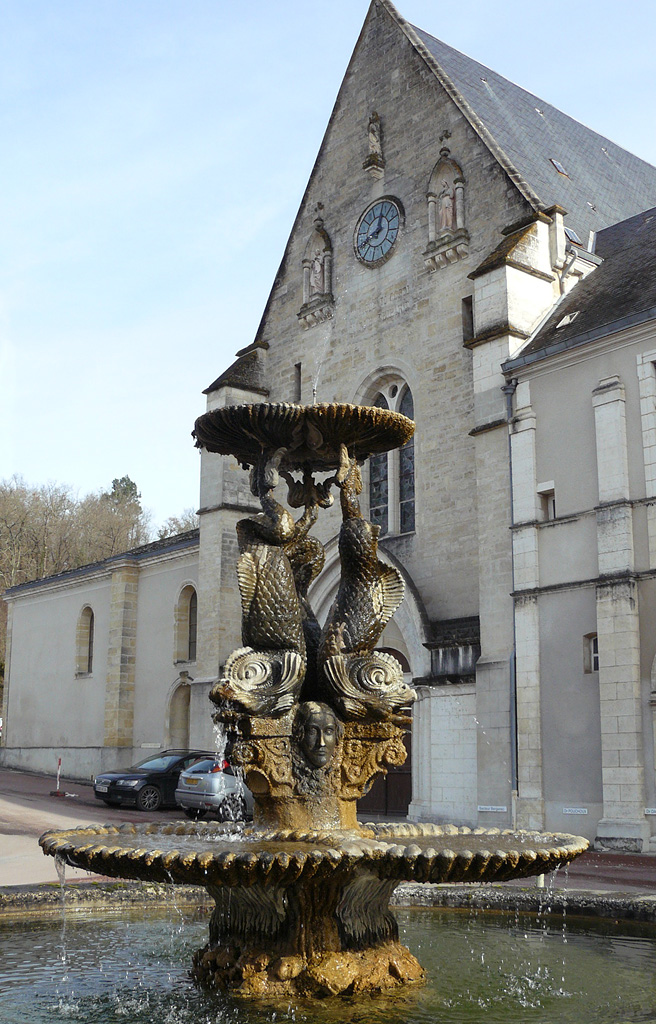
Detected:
left=365, top=214, right=385, bottom=244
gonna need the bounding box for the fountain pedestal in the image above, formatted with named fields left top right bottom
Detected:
left=195, top=855, right=424, bottom=997
left=226, top=712, right=408, bottom=832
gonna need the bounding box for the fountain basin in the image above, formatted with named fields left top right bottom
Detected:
left=41, top=820, right=587, bottom=997
left=40, top=821, right=587, bottom=888
left=192, top=401, right=414, bottom=470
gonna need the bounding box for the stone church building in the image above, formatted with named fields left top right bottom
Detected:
left=4, top=0, right=656, bottom=850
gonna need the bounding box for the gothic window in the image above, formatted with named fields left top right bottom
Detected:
left=367, top=380, right=416, bottom=536
left=399, top=387, right=415, bottom=534
left=188, top=590, right=198, bottom=662
left=175, top=585, right=198, bottom=664
left=369, top=393, right=390, bottom=535
left=75, top=606, right=94, bottom=676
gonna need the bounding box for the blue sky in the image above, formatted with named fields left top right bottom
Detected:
left=2, top=0, right=655, bottom=529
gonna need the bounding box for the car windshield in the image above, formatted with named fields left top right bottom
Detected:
left=129, top=754, right=182, bottom=772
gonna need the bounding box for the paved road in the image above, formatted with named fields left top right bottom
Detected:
left=2, top=766, right=656, bottom=892
left=0, top=766, right=187, bottom=886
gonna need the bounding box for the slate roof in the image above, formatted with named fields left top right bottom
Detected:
left=5, top=530, right=200, bottom=597
left=398, top=12, right=656, bottom=242
left=503, top=207, right=656, bottom=371
left=204, top=345, right=269, bottom=397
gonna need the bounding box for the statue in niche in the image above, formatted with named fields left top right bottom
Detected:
left=309, top=249, right=325, bottom=295
left=438, top=179, right=455, bottom=232
left=425, top=150, right=468, bottom=264
left=368, top=112, right=382, bottom=160
left=300, top=214, right=333, bottom=314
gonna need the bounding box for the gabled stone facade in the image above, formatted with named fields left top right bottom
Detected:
left=4, top=2, right=656, bottom=850
left=196, top=1, right=656, bottom=844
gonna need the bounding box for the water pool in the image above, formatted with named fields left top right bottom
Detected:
left=2, top=904, right=655, bottom=1023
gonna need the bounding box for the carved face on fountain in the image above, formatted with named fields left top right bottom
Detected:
left=294, top=701, right=342, bottom=769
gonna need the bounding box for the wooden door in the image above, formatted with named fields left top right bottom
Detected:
left=358, top=731, right=412, bottom=817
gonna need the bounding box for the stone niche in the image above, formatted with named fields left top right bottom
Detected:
left=424, top=147, right=469, bottom=271
left=298, top=214, right=334, bottom=329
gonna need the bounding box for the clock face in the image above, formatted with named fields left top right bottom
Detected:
left=354, top=198, right=401, bottom=266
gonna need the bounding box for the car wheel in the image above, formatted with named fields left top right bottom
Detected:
left=184, top=808, right=207, bottom=820
left=136, top=785, right=161, bottom=811
left=219, top=794, right=246, bottom=822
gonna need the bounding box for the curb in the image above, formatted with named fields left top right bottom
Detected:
left=2, top=878, right=656, bottom=925
left=391, top=882, right=656, bottom=924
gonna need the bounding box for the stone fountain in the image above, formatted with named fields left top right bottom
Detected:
left=40, top=401, right=588, bottom=999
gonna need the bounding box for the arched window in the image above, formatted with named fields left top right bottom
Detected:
left=174, top=585, right=198, bottom=664
left=369, top=392, right=390, bottom=534
left=367, top=381, right=416, bottom=536
left=398, top=386, right=415, bottom=534
left=188, top=590, right=197, bottom=662
left=76, top=606, right=94, bottom=676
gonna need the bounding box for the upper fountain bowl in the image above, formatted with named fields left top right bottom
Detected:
left=193, top=402, right=415, bottom=471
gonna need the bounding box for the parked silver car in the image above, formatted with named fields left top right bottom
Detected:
left=175, top=756, right=253, bottom=821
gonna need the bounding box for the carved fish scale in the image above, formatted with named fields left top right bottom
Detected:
left=239, top=543, right=306, bottom=656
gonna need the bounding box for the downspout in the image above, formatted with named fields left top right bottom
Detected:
left=559, top=244, right=579, bottom=294
left=501, top=377, right=519, bottom=827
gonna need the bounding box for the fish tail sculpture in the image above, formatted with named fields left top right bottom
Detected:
left=211, top=450, right=307, bottom=718
left=317, top=446, right=416, bottom=722
left=279, top=468, right=334, bottom=701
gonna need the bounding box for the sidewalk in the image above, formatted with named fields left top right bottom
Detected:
left=0, top=765, right=186, bottom=886
left=1, top=766, right=656, bottom=895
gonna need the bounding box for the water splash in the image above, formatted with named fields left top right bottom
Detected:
left=311, top=330, right=333, bottom=404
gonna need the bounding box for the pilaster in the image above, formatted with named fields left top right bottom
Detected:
left=0, top=602, right=13, bottom=747
left=636, top=351, right=656, bottom=566
left=472, top=417, right=514, bottom=823
left=103, top=560, right=139, bottom=747
left=510, top=391, right=544, bottom=828
left=592, top=374, right=647, bottom=849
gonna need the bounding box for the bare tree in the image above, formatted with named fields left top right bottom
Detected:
left=157, top=508, right=199, bottom=539
left=0, top=475, right=153, bottom=684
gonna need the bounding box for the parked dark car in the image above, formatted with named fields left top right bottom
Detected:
left=93, top=749, right=212, bottom=811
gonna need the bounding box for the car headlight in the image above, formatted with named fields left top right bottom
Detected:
left=116, top=779, right=141, bottom=787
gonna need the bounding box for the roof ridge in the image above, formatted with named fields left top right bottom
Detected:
left=376, top=0, right=544, bottom=212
